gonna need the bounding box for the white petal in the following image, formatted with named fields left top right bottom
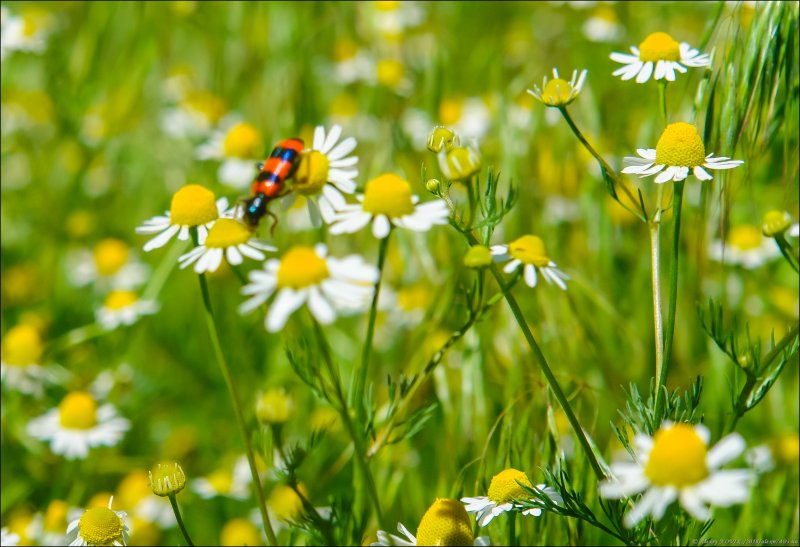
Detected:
left=636, top=61, right=654, bottom=83
left=503, top=259, right=521, bottom=274
left=322, top=124, right=342, bottom=153
left=610, top=52, right=640, bottom=63
left=693, top=166, right=713, bottom=181
left=313, top=125, right=326, bottom=151
left=327, top=136, right=357, bottom=161
left=226, top=246, right=243, bottom=266
left=655, top=166, right=677, bottom=184
left=624, top=487, right=662, bottom=528
left=143, top=225, right=180, bottom=252
left=707, top=433, right=746, bottom=469
left=372, top=215, right=391, bottom=239
left=308, top=287, right=336, bottom=324
left=524, top=264, right=538, bottom=287
left=654, top=60, right=667, bottom=80
left=266, top=289, right=307, bottom=332
left=679, top=488, right=711, bottom=521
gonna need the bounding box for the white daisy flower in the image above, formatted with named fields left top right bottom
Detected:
left=135, top=184, right=231, bottom=252
left=1, top=527, right=20, bottom=547
left=372, top=498, right=490, bottom=546
left=437, top=96, right=492, bottom=142
left=192, top=455, right=252, bottom=500
left=622, top=122, right=744, bottom=183
left=527, top=68, right=588, bottom=107
left=284, top=124, right=359, bottom=227
left=462, top=468, right=562, bottom=527
left=599, top=422, right=754, bottom=527
left=708, top=224, right=780, bottom=269
left=1, top=5, right=51, bottom=61
left=178, top=218, right=276, bottom=274
left=491, top=235, right=570, bottom=290
left=610, top=32, right=710, bottom=83
left=160, top=87, right=227, bottom=140
left=67, top=496, right=129, bottom=546
left=195, top=118, right=263, bottom=189
left=239, top=244, right=378, bottom=332
left=1, top=324, right=56, bottom=397
left=582, top=7, right=624, bottom=43
left=66, top=239, right=149, bottom=290
left=27, top=391, right=130, bottom=460
left=328, top=173, right=450, bottom=239
left=96, top=290, right=159, bottom=330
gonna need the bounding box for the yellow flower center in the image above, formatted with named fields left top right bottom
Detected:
left=170, top=184, right=218, bottom=226
left=59, top=392, right=98, bottom=430
left=362, top=174, right=415, bottom=217
left=207, top=469, right=234, bottom=494
left=463, top=245, right=493, bottom=268
left=397, top=286, right=432, bottom=312
left=655, top=122, right=706, bottom=168
left=292, top=150, right=331, bottom=196
left=728, top=225, right=763, bottom=251
left=487, top=468, right=533, bottom=504
left=104, top=290, right=138, bottom=311
left=221, top=518, right=260, bottom=547
left=149, top=462, right=187, bottom=497
left=376, top=58, right=405, bottom=88
left=43, top=500, right=69, bottom=532
left=268, top=483, right=308, bottom=521
left=78, top=507, right=124, bottom=546
left=93, top=239, right=130, bottom=276
left=183, top=90, right=227, bottom=124
left=333, top=38, right=359, bottom=62
left=644, top=424, right=709, bottom=487
left=374, top=0, right=401, bottom=11
left=439, top=98, right=463, bottom=126
left=204, top=219, right=252, bottom=248
left=541, top=78, right=573, bottom=106
left=508, top=235, right=550, bottom=267
left=762, top=210, right=792, bottom=237
left=256, top=389, right=294, bottom=425
left=116, top=471, right=151, bottom=507
left=415, top=498, right=474, bottom=547
left=1, top=324, right=43, bottom=366
left=638, top=32, right=681, bottom=62
left=276, top=246, right=330, bottom=289
left=223, top=122, right=262, bottom=159
left=774, top=434, right=800, bottom=464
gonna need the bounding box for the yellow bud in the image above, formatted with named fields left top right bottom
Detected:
left=463, top=245, right=492, bottom=268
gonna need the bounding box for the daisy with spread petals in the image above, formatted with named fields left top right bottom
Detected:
left=328, top=173, right=450, bottom=239
left=178, top=218, right=276, bottom=274
left=27, top=391, right=130, bottom=460
left=96, top=290, right=158, bottom=330
left=1, top=324, right=55, bottom=397
left=240, top=244, right=378, bottom=332
left=708, top=224, right=780, bottom=269
left=623, top=122, right=744, bottom=183
left=192, top=456, right=252, bottom=500
left=67, top=496, right=129, bottom=546
left=135, top=184, right=231, bottom=252
left=284, top=124, right=359, bottom=226
left=462, top=468, right=562, bottom=527
left=372, top=498, right=489, bottom=546
left=599, top=422, right=754, bottom=527
left=491, top=235, right=569, bottom=290
left=610, top=32, right=710, bottom=83
left=527, top=68, right=588, bottom=107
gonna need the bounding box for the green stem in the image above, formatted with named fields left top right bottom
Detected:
left=658, top=81, right=668, bottom=127
left=774, top=234, right=800, bottom=272
left=196, top=273, right=278, bottom=546
left=649, top=220, right=665, bottom=401
left=168, top=495, right=194, bottom=546
left=350, top=232, right=391, bottom=424
left=655, top=181, right=684, bottom=423
left=508, top=510, right=517, bottom=547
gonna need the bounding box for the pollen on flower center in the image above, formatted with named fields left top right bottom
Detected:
left=728, top=225, right=763, bottom=251
left=644, top=424, right=709, bottom=487
left=78, top=507, right=124, bottom=546
left=292, top=150, right=330, bottom=196
left=204, top=218, right=252, bottom=248
left=276, top=246, right=330, bottom=289
left=416, top=498, right=474, bottom=547
left=487, top=468, right=533, bottom=504
left=223, top=122, right=261, bottom=159
left=104, top=290, right=138, bottom=310
left=170, top=184, right=218, bottom=226
left=508, top=235, right=551, bottom=267
left=542, top=78, right=572, bottom=105
left=655, top=122, right=706, bottom=168
left=638, top=32, right=681, bottom=62
left=93, top=239, right=130, bottom=276
left=59, top=392, right=98, bottom=430
left=2, top=324, right=43, bottom=366
left=362, top=174, right=415, bottom=217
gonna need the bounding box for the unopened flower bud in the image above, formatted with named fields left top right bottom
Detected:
left=438, top=146, right=481, bottom=181
left=426, top=126, right=460, bottom=153
left=762, top=210, right=793, bottom=237
left=463, top=245, right=492, bottom=268
left=149, top=462, right=186, bottom=497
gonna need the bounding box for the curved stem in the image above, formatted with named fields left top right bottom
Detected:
left=168, top=495, right=194, bottom=547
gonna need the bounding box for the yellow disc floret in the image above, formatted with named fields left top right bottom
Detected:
left=638, top=32, right=681, bottom=62
left=655, top=122, right=706, bottom=168
left=268, top=483, right=309, bottom=521
left=104, top=290, right=138, bottom=311
left=43, top=500, right=69, bottom=533
left=204, top=219, right=252, bottom=248
left=541, top=78, right=573, bottom=106
left=207, top=469, right=234, bottom=495
left=415, top=498, right=474, bottom=547
left=276, top=246, right=330, bottom=289
left=78, top=506, right=125, bottom=546
left=362, top=174, right=415, bottom=217
left=93, top=239, right=130, bottom=277
left=439, top=98, right=463, bottom=126
left=487, top=468, right=533, bottom=504
left=376, top=58, right=405, bottom=88
left=59, top=392, right=98, bottom=430
left=508, top=236, right=550, bottom=268
left=728, top=225, right=763, bottom=251
left=170, top=184, right=218, bottom=226
left=293, top=150, right=331, bottom=196
left=2, top=324, right=43, bottom=366
left=223, top=122, right=261, bottom=159
left=644, top=423, right=709, bottom=487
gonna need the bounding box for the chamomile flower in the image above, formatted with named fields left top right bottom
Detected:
left=27, top=391, right=130, bottom=460
left=66, top=497, right=129, bottom=546
left=96, top=290, right=159, bottom=330
left=610, top=32, right=710, bottom=83
left=284, top=125, right=359, bottom=226
left=622, top=122, right=744, bottom=183
left=462, top=468, right=562, bottom=527
left=373, top=498, right=489, bottom=546
left=1, top=324, right=52, bottom=396
left=195, top=118, right=263, bottom=189
left=708, top=224, right=780, bottom=269
left=239, top=244, right=378, bottom=332
left=178, top=218, right=276, bottom=274
left=1, top=527, right=20, bottom=547
left=527, top=68, right=588, bottom=107
left=491, top=235, right=569, bottom=290
left=192, top=456, right=252, bottom=500
left=66, top=239, right=149, bottom=290
left=161, top=87, right=227, bottom=139
left=1, top=5, right=52, bottom=61
left=599, top=422, right=754, bottom=527
left=328, top=173, right=450, bottom=239
left=135, top=184, right=231, bottom=252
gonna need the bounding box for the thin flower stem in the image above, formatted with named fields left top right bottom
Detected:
left=196, top=273, right=278, bottom=546
left=775, top=234, right=800, bottom=272
left=508, top=510, right=517, bottom=547
left=649, top=219, right=665, bottom=399
left=168, top=495, right=194, bottom=547
left=658, top=81, right=668, bottom=127
left=351, top=232, right=391, bottom=424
